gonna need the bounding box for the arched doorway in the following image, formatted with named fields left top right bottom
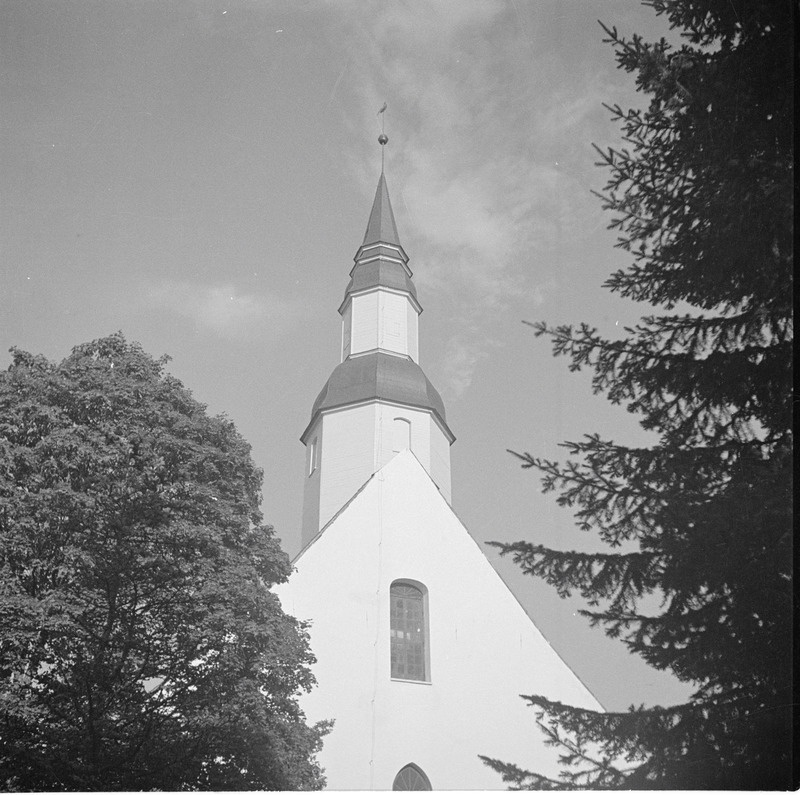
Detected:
left=392, top=763, right=432, bottom=790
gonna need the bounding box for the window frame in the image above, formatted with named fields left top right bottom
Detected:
left=391, top=416, right=412, bottom=453
left=389, top=579, right=431, bottom=683
left=307, top=437, right=318, bottom=477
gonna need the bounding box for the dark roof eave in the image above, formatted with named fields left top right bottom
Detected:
left=354, top=241, right=410, bottom=267
left=301, top=398, right=455, bottom=445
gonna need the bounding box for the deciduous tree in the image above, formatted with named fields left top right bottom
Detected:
left=0, top=333, right=327, bottom=790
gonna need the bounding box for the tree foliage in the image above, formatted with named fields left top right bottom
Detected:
left=483, top=0, right=793, bottom=788
left=0, top=333, right=327, bottom=791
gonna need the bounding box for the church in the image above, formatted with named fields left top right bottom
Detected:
left=274, top=137, right=602, bottom=790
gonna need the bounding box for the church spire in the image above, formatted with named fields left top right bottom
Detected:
left=345, top=135, right=415, bottom=311
left=299, top=134, right=454, bottom=546
left=362, top=120, right=399, bottom=246
left=362, top=172, right=401, bottom=248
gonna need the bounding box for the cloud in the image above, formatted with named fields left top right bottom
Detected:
left=317, top=2, right=615, bottom=396
left=368, top=0, right=505, bottom=44
left=441, top=332, right=491, bottom=400
left=145, top=281, right=296, bottom=341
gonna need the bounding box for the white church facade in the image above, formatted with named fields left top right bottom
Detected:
left=274, top=144, right=602, bottom=790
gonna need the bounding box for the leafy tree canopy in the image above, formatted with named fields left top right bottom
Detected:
left=0, top=333, right=327, bottom=791
left=483, top=0, right=793, bottom=789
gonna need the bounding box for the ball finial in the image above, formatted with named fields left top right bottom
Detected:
left=378, top=133, right=388, bottom=146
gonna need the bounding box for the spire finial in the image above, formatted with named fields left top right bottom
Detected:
left=377, top=102, right=388, bottom=171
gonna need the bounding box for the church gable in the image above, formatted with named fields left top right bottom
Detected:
left=276, top=451, right=601, bottom=790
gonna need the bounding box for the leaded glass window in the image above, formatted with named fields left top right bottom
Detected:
left=392, top=763, right=431, bottom=790
left=390, top=582, right=426, bottom=681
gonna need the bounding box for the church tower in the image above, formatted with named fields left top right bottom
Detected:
left=276, top=139, right=602, bottom=790
left=300, top=157, right=454, bottom=548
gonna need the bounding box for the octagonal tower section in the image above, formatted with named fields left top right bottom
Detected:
left=300, top=172, right=454, bottom=549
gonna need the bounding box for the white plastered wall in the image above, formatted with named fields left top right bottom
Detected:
left=300, top=414, right=327, bottom=549
left=314, top=404, right=377, bottom=541
left=303, top=404, right=452, bottom=546
left=406, top=299, right=419, bottom=362
left=373, top=403, right=451, bottom=503
left=378, top=290, right=406, bottom=354
left=349, top=291, right=379, bottom=354
left=428, top=421, right=452, bottom=503
left=278, top=451, right=602, bottom=790
left=341, top=302, right=352, bottom=360
left=346, top=289, right=419, bottom=359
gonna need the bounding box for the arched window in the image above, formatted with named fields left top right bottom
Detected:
left=392, top=763, right=432, bottom=790
left=390, top=581, right=428, bottom=681
left=392, top=417, right=411, bottom=453
left=307, top=437, right=318, bottom=476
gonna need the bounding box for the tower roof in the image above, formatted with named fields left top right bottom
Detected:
left=362, top=173, right=401, bottom=247
left=302, top=352, right=453, bottom=443
left=341, top=259, right=417, bottom=311
left=344, top=171, right=415, bottom=311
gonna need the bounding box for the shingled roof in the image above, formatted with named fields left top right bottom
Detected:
left=302, top=352, right=452, bottom=442
left=341, top=259, right=417, bottom=307
left=343, top=171, right=416, bottom=310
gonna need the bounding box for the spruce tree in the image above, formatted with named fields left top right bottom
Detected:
left=482, top=0, right=793, bottom=788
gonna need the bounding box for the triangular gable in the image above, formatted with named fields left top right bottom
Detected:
left=276, top=451, right=602, bottom=788
left=288, top=450, right=600, bottom=710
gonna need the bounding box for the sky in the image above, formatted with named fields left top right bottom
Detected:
left=1, top=0, right=694, bottom=711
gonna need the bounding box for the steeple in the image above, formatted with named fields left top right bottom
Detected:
left=362, top=172, right=401, bottom=248
left=345, top=132, right=414, bottom=306
left=346, top=157, right=415, bottom=309
left=300, top=138, right=454, bottom=548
